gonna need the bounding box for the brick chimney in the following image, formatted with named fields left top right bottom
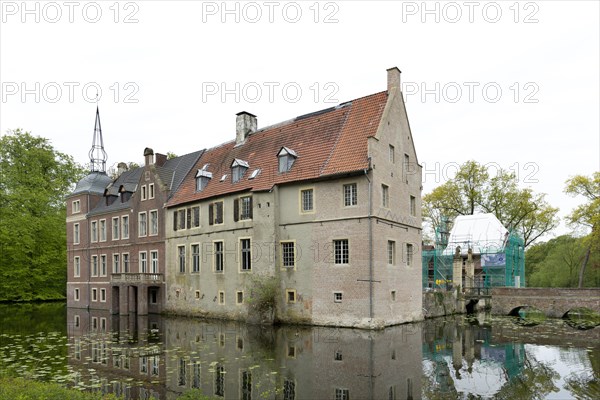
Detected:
left=236, top=112, right=257, bottom=145
left=144, top=147, right=154, bottom=166
left=387, top=67, right=401, bottom=91
left=155, top=153, right=167, bottom=167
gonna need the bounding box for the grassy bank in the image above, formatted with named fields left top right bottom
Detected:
left=0, top=377, right=119, bottom=400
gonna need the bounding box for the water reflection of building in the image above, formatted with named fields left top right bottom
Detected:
left=66, top=308, right=167, bottom=400
left=163, top=318, right=422, bottom=400
left=422, top=316, right=526, bottom=397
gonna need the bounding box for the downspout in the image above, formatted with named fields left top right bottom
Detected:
left=364, top=164, right=373, bottom=322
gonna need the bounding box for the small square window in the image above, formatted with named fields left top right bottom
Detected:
left=410, top=195, right=416, bottom=216
left=334, top=351, right=343, bottom=361
left=287, top=345, right=296, bottom=358
left=300, top=189, right=314, bottom=213
left=334, top=292, right=343, bottom=303
left=389, top=144, right=395, bottom=163
left=218, top=291, right=225, bottom=305
left=286, top=290, right=296, bottom=303
left=195, top=291, right=200, bottom=299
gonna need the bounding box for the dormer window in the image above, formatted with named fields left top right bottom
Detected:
left=278, top=147, right=297, bottom=173
left=231, top=159, right=249, bottom=183
left=195, top=168, right=212, bottom=192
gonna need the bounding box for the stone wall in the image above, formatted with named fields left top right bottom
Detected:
left=491, top=287, right=600, bottom=318
left=422, top=290, right=462, bottom=318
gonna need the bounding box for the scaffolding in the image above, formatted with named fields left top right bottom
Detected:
left=423, top=222, right=525, bottom=290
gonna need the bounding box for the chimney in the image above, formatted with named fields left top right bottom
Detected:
left=387, top=67, right=401, bottom=91
left=144, top=147, right=154, bottom=166
left=155, top=153, right=167, bottom=167
left=236, top=111, right=257, bottom=145
left=117, top=162, right=128, bottom=176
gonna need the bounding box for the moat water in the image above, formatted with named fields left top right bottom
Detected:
left=0, top=303, right=598, bottom=399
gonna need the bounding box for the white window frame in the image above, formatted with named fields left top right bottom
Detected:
left=74, top=288, right=80, bottom=301
left=91, top=255, right=98, bottom=277
left=333, top=239, right=349, bottom=265
left=389, top=144, right=395, bottom=163
left=100, top=254, right=107, bottom=277
left=112, top=217, right=120, bottom=240
left=178, top=245, right=186, bottom=274
left=239, top=238, right=252, bottom=272
left=74, top=256, right=80, bottom=277
left=100, top=288, right=106, bottom=302
left=139, top=251, right=148, bottom=273
left=149, top=183, right=155, bottom=199
left=99, top=219, right=107, bottom=242
left=122, top=253, right=130, bottom=273
left=406, top=243, right=414, bottom=267
left=72, top=200, right=81, bottom=214
left=300, top=188, right=314, bottom=213
left=286, top=289, right=296, bottom=304
left=343, top=183, right=357, bottom=207
left=113, top=254, right=120, bottom=274
left=191, top=243, right=200, bottom=273
left=138, top=212, right=147, bottom=237
left=121, top=215, right=129, bottom=239
left=149, top=210, right=158, bottom=236
left=334, top=292, right=343, bottom=303
left=214, top=241, right=224, bottom=273
left=92, top=288, right=98, bottom=302
left=91, top=220, right=98, bottom=243
left=382, top=184, right=389, bottom=208
left=387, top=240, right=396, bottom=265
left=73, top=223, right=80, bottom=245
left=141, top=185, right=147, bottom=201
left=150, top=250, right=159, bottom=273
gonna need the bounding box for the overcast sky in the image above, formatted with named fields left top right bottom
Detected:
left=1, top=0, right=598, bottom=239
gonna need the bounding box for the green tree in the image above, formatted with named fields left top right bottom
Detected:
left=564, top=172, right=600, bottom=288
left=423, top=160, right=559, bottom=247
left=0, top=129, right=85, bottom=301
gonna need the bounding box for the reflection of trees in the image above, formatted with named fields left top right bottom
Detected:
left=565, top=349, right=600, bottom=400
left=493, top=350, right=559, bottom=399
left=421, top=361, right=458, bottom=400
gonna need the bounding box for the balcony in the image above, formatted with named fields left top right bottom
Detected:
left=111, top=273, right=164, bottom=284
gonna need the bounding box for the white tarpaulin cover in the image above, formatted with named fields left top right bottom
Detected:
left=443, top=213, right=508, bottom=256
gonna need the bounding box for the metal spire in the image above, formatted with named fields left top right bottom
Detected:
left=89, top=105, right=108, bottom=173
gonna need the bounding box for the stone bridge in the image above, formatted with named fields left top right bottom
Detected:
left=491, top=287, right=600, bottom=318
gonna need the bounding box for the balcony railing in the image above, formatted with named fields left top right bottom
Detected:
left=111, top=273, right=164, bottom=284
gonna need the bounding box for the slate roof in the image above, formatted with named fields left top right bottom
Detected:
left=71, top=172, right=113, bottom=196
left=87, top=150, right=203, bottom=216
left=167, top=91, right=388, bottom=207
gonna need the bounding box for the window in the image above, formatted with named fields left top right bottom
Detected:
left=174, top=209, right=186, bottom=231
left=406, top=243, right=414, bottom=267
left=382, top=184, right=389, bottom=208
left=141, top=185, right=147, bottom=201
left=100, top=255, right=107, bottom=276
left=149, top=183, right=155, bottom=199
left=343, top=183, right=357, bottom=207
left=231, top=159, right=249, bottom=183
left=91, top=256, right=98, bottom=277
left=91, top=221, right=98, bottom=242
left=150, top=289, right=158, bottom=304
left=72, top=200, right=81, bottom=214
left=99, top=220, right=106, bottom=242
left=391, top=291, right=396, bottom=301
left=209, top=202, right=224, bottom=225
left=334, top=239, right=349, bottom=265
left=214, top=364, right=225, bottom=397
left=300, top=188, right=314, bottom=213
left=218, top=291, right=225, bottom=305
left=190, top=206, right=200, bottom=228
left=387, top=240, right=396, bottom=265
left=278, top=147, right=297, bottom=173
left=191, top=244, right=200, bottom=273
left=236, top=291, right=244, bottom=304
left=410, top=195, right=416, bottom=216
left=152, top=356, right=159, bottom=376
left=249, top=169, right=260, bottom=179
left=74, top=315, right=80, bottom=328
left=73, top=223, right=80, bottom=245
left=100, top=288, right=106, bottom=302
left=178, top=246, right=186, bottom=273
left=150, top=251, right=158, bottom=273
left=112, top=217, right=120, bottom=240
left=283, top=380, right=295, bottom=400
left=122, top=253, right=129, bottom=273
left=334, top=292, right=343, bottom=303
left=74, top=256, right=80, bottom=277
left=113, top=254, right=120, bottom=273
left=234, top=196, right=252, bottom=221
left=92, top=288, right=98, bottom=302
left=178, top=357, right=186, bottom=386
left=286, top=289, right=296, bottom=303
left=389, top=144, right=395, bottom=163
left=192, top=361, right=201, bottom=389
left=74, top=288, right=80, bottom=301
left=140, top=252, right=147, bottom=273
left=281, top=242, right=296, bottom=269
left=335, top=388, right=350, bottom=400
left=214, top=241, right=224, bottom=273
left=241, top=371, right=252, bottom=400
left=122, top=215, right=129, bottom=239
left=196, top=169, right=212, bottom=192
left=240, top=238, right=251, bottom=271
left=138, top=212, right=147, bottom=237
left=150, top=210, right=158, bottom=235
left=334, top=351, right=343, bottom=361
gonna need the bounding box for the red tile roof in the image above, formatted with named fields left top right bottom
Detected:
left=167, top=91, right=388, bottom=207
